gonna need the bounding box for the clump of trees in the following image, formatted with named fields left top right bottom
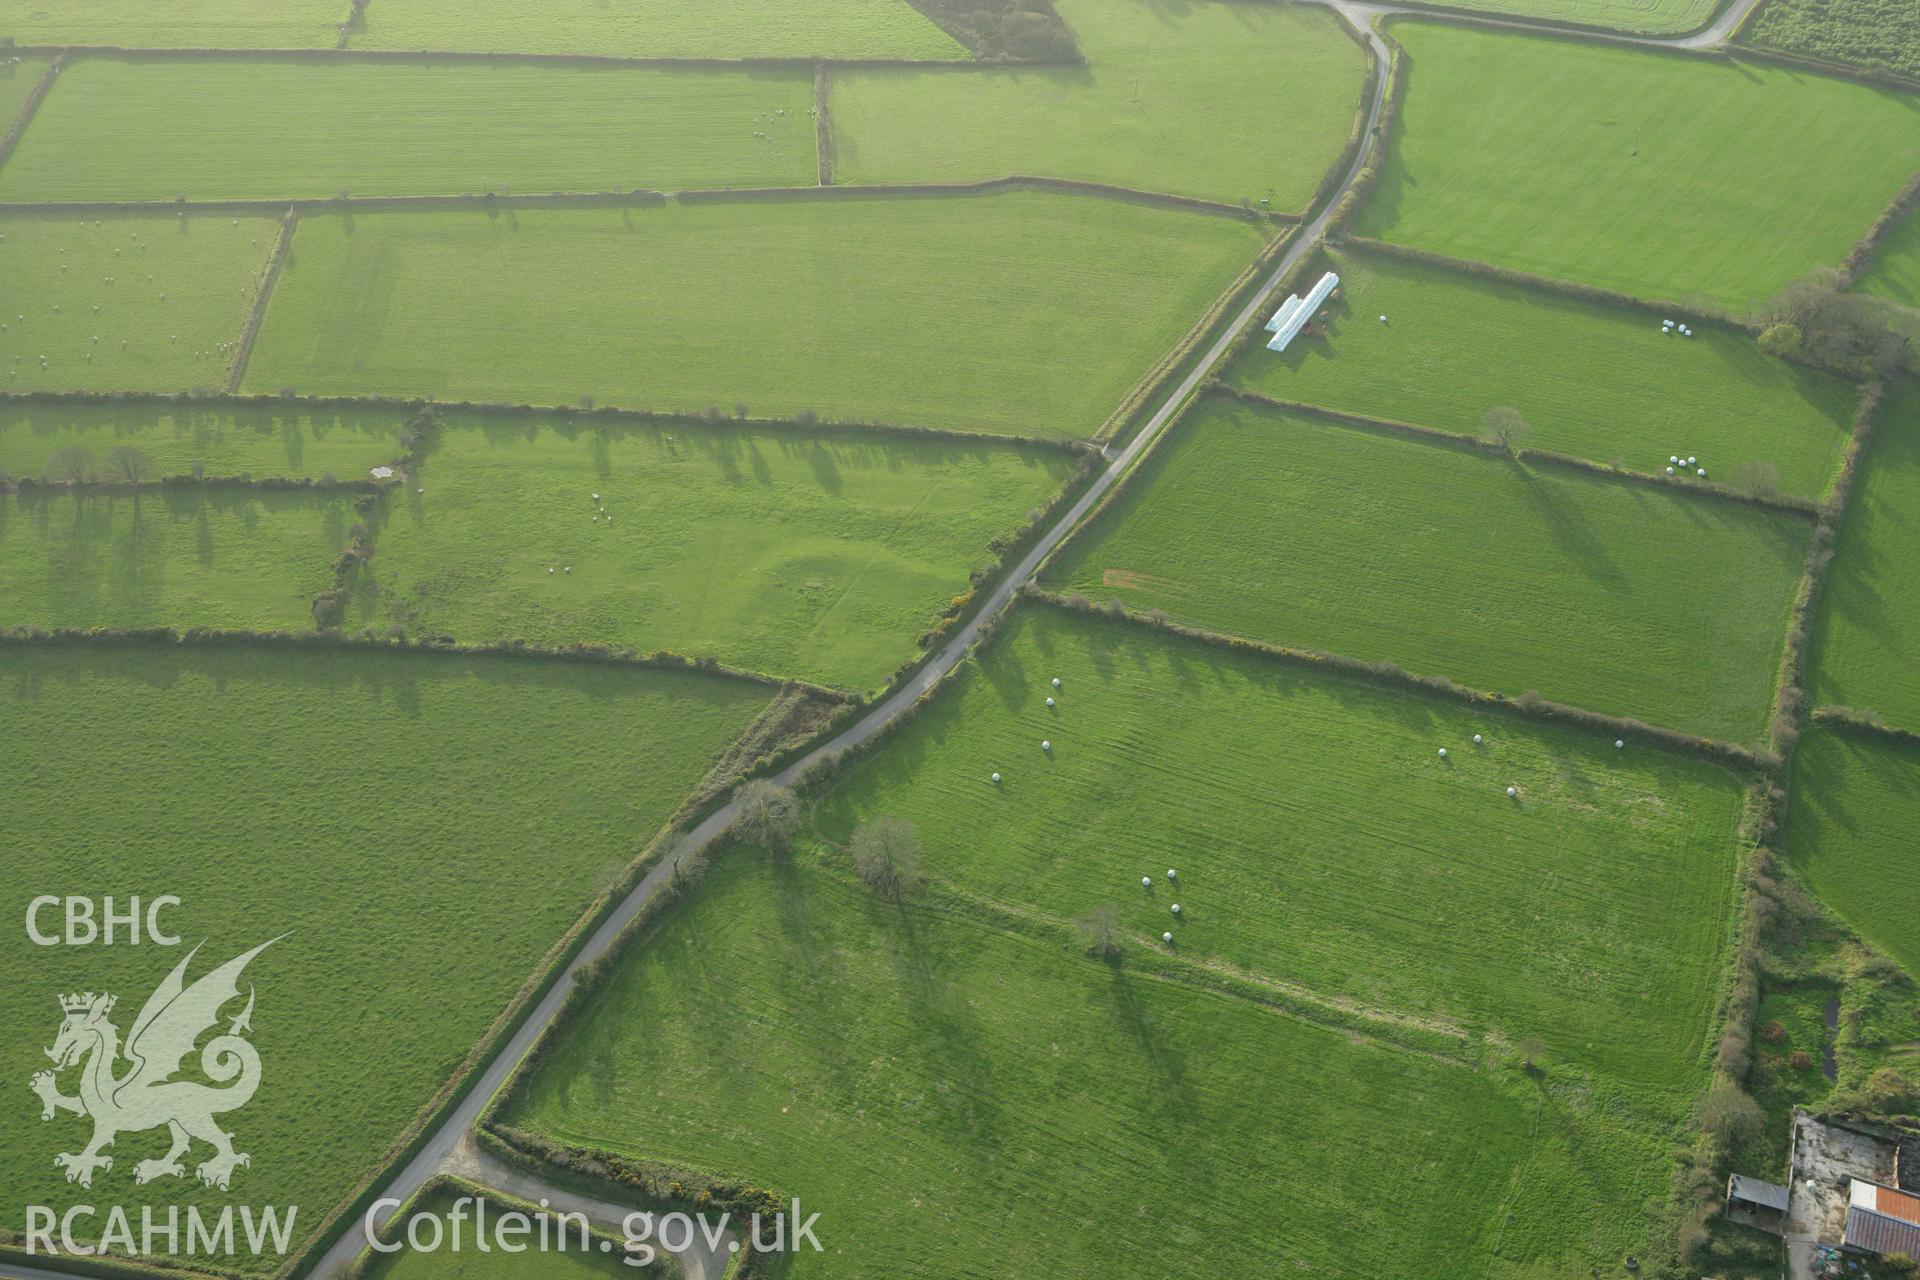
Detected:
left=848, top=816, right=926, bottom=902
left=1760, top=269, right=1914, bottom=377
left=732, top=780, right=803, bottom=854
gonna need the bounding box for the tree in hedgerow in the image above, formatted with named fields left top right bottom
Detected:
left=44, top=444, right=95, bottom=484
left=848, top=816, right=926, bottom=902
left=1482, top=406, right=1530, bottom=454
left=1758, top=321, right=1803, bottom=359
left=103, top=444, right=156, bottom=485
left=732, top=780, right=802, bottom=854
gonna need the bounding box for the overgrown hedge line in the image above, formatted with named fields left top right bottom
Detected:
left=1841, top=169, right=1920, bottom=285
left=1023, top=587, right=1776, bottom=771
left=1374, top=0, right=1742, bottom=42
left=1302, top=11, right=1383, bottom=225
left=225, top=207, right=296, bottom=394
left=1339, top=234, right=1735, bottom=325
left=1215, top=385, right=1824, bottom=519
left=1812, top=704, right=1920, bottom=748
left=0, top=54, right=62, bottom=171
left=812, top=62, right=833, bottom=187
left=1325, top=31, right=1406, bottom=238
left=1765, top=381, right=1884, bottom=759
left=673, top=173, right=1277, bottom=222
left=0, top=625, right=854, bottom=703
left=8, top=43, right=979, bottom=71
left=0, top=189, right=672, bottom=216
left=1, top=472, right=380, bottom=494
left=0, top=389, right=1088, bottom=455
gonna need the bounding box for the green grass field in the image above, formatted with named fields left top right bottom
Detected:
left=0, top=0, right=346, bottom=48
left=1784, top=726, right=1920, bottom=979
left=1044, top=398, right=1810, bottom=742
left=349, top=0, right=964, bottom=60
left=813, top=605, right=1744, bottom=1095
left=0, top=486, right=352, bottom=631
left=0, top=212, right=276, bottom=394
left=349, top=414, right=1077, bottom=689
left=0, top=642, right=774, bottom=1271
left=1354, top=23, right=1920, bottom=309
left=1741, top=0, right=1920, bottom=79
left=505, top=853, right=1675, bottom=1280
left=829, top=0, right=1365, bottom=210
left=0, top=54, right=49, bottom=125
left=1, top=58, right=815, bottom=202
left=0, top=399, right=403, bottom=481
left=1229, top=248, right=1857, bottom=498
left=1859, top=214, right=1920, bottom=308
left=1809, top=383, right=1920, bottom=728
left=243, top=194, right=1271, bottom=437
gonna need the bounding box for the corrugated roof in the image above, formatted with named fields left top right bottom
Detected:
left=1846, top=1206, right=1920, bottom=1257
left=1729, top=1175, right=1790, bottom=1212
left=1874, top=1183, right=1920, bottom=1225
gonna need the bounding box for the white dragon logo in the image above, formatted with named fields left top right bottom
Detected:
left=28, top=939, right=280, bottom=1191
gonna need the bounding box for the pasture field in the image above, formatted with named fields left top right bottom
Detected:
left=1740, top=0, right=1920, bottom=79
left=349, top=0, right=965, bottom=61
left=350, top=414, right=1077, bottom=690
left=830, top=0, right=1364, bottom=211
left=243, top=194, right=1271, bottom=437
left=811, top=604, right=1744, bottom=1095
left=1808, top=384, right=1920, bottom=728
left=0, top=212, right=275, bottom=394
left=1859, top=214, right=1920, bottom=308
left=0, top=643, right=775, bottom=1270
left=0, top=0, right=345, bottom=48
left=0, top=55, right=49, bottom=126
left=1043, top=398, right=1810, bottom=742
left=0, top=399, right=403, bottom=481
left=0, top=486, right=352, bottom=631
left=0, top=58, right=816, bottom=202
left=505, top=854, right=1674, bottom=1280
left=1353, top=23, right=1920, bottom=308
left=1784, top=726, right=1920, bottom=979
left=1229, top=248, right=1856, bottom=497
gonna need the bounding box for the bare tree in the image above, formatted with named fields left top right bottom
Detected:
left=1481, top=406, right=1530, bottom=454
left=848, top=816, right=926, bottom=902
left=732, top=780, right=802, bottom=854
left=1076, top=903, right=1124, bottom=960
left=102, top=445, right=156, bottom=485
left=44, top=445, right=95, bottom=484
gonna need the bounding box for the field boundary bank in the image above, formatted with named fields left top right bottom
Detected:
left=1359, top=0, right=1747, bottom=43
left=1763, top=380, right=1884, bottom=759
left=1324, top=22, right=1406, bottom=238
left=0, top=627, right=855, bottom=704
left=1810, top=706, right=1920, bottom=749
left=1021, top=588, right=1776, bottom=769
left=1, top=44, right=987, bottom=71
left=1216, top=385, right=1826, bottom=518
left=0, top=176, right=1280, bottom=224
left=1841, top=169, right=1920, bottom=284
left=812, top=61, right=833, bottom=187
left=0, top=390, right=1092, bottom=455
left=225, top=208, right=297, bottom=393
left=0, top=53, right=63, bottom=175
left=2, top=473, right=381, bottom=494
